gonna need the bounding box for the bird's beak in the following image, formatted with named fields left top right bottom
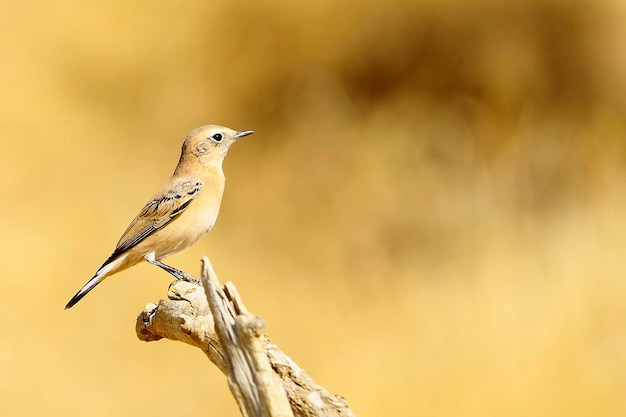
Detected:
left=233, top=130, right=255, bottom=140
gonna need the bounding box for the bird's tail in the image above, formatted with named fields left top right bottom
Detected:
left=65, top=254, right=127, bottom=309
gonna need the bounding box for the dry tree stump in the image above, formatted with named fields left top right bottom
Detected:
left=136, top=257, right=355, bottom=417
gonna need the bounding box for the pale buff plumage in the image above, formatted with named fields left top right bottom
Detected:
left=65, top=125, right=253, bottom=309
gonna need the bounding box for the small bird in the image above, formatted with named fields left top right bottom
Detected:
left=65, top=125, right=254, bottom=309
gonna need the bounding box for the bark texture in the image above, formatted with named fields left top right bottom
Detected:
left=136, top=257, right=355, bottom=417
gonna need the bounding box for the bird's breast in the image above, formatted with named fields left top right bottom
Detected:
left=179, top=182, right=223, bottom=235
left=151, top=173, right=225, bottom=259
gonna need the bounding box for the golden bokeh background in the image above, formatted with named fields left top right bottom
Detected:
left=2, top=0, right=626, bottom=415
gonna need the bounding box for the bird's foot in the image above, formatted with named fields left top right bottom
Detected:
left=147, top=259, right=202, bottom=285
left=176, top=271, right=202, bottom=285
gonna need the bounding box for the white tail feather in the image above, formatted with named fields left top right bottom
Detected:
left=65, top=254, right=127, bottom=309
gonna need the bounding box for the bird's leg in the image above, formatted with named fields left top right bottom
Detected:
left=146, top=259, right=201, bottom=285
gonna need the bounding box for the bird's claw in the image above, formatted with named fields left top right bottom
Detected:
left=177, top=272, right=202, bottom=285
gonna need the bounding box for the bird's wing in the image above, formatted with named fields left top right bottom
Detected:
left=109, top=178, right=204, bottom=259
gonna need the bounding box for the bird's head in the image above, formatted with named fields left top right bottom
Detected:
left=179, top=125, right=254, bottom=168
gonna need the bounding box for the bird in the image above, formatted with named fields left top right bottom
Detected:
left=65, top=125, right=254, bottom=309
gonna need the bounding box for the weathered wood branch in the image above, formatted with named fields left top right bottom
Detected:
left=201, top=258, right=293, bottom=417
left=136, top=257, right=355, bottom=417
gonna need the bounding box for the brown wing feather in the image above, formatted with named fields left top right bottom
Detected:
left=109, top=178, right=204, bottom=259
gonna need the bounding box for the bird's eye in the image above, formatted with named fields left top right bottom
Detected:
left=211, top=133, right=223, bottom=142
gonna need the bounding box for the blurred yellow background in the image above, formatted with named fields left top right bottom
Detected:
left=2, top=0, right=626, bottom=416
